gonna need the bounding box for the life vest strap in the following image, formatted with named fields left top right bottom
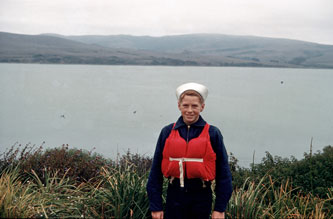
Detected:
left=169, top=157, right=203, bottom=187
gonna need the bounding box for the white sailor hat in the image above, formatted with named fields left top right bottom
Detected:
left=176, top=82, right=208, bottom=101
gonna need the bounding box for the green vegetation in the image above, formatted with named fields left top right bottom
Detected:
left=230, top=146, right=333, bottom=199
left=0, top=143, right=332, bottom=218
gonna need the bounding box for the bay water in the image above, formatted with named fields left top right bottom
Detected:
left=0, top=63, right=332, bottom=167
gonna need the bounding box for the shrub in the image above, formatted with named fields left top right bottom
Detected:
left=247, top=145, right=333, bottom=198
left=115, top=149, right=152, bottom=176
left=1, top=144, right=109, bottom=184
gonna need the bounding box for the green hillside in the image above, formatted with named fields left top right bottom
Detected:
left=1, top=32, right=333, bottom=68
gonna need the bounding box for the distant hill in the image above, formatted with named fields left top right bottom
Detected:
left=0, top=32, right=171, bottom=65
left=1, top=32, right=333, bottom=68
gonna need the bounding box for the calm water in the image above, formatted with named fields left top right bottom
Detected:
left=0, top=63, right=332, bottom=167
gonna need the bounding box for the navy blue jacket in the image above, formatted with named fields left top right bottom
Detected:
left=146, top=116, right=233, bottom=212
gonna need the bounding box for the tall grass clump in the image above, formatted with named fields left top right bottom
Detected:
left=0, top=166, right=89, bottom=218
left=265, top=177, right=332, bottom=219
left=226, top=176, right=267, bottom=218
left=84, top=163, right=150, bottom=218
left=227, top=175, right=332, bottom=218
left=0, top=168, right=40, bottom=218
left=28, top=169, right=87, bottom=218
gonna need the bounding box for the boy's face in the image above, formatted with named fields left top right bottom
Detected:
left=178, top=95, right=205, bottom=125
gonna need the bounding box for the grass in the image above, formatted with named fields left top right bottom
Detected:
left=0, top=167, right=88, bottom=218
left=0, top=144, right=332, bottom=218
left=227, top=176, right=332, bottom=219
left=0, top=160, right=152, bottom=218
left=0, top=168, right=37, bottom=218
left=1, top=166, right=331, bottom=218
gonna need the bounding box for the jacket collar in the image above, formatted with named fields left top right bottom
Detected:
left=174, top=115, right=206, bottom=129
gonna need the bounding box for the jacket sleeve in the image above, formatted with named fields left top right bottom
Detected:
left=209, top=126, right=233, bottom=212
left=146, top=125, right=172, bottom=211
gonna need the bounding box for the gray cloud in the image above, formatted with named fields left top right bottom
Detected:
left=0, top=0, right=332, bottom=44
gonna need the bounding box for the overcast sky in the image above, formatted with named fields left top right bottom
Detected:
left=1, top=0, right=332, bottom=44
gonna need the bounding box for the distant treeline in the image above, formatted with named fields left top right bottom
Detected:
left=0, top=54, right=267, bottom=67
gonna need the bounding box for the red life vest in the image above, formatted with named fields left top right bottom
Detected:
left=161, top=123, right=216, bottom=186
